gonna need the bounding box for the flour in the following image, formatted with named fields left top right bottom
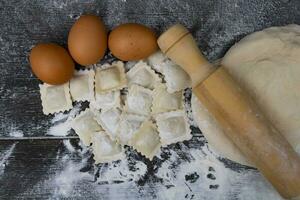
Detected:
left=52, top=159, right=92, bottom=197
left=36, top=139, right=282, bottom=200
left=96, top=156, right=147, bottom=184
left=47, top=103, right=82, bottom=136
left=0, top=143, right=17, bottom=175
left=63, top=140, right=76, bottom=153
left=8, top=126, right=24, bottom=137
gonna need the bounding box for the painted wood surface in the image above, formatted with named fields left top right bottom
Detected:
left=0, top=0, right=299, bottom=199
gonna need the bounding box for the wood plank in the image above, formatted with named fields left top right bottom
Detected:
left=0, top=136, right=260, bottom=200
left=0, top=0, right=299, bottom=137
left=0, top=1, right=299, bottom=199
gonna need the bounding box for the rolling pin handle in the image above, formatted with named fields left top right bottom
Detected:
left=158, top=24, right=216, bottom=86
left=158, top=24, right=300, bottom=199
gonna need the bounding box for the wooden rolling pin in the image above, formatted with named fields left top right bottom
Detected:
left=158, top=24, right=300, bottom=200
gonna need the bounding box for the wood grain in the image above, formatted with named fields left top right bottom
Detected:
left=0, top=0, right=299, bottom=137
left=0, top=0, right=299, bottom=199
left=194, top=67, right=300, bottom=199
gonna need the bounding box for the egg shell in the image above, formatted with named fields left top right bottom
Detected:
left=108, top=23, right=158, bottom=61
left=29, top=43, right=75, bottom=85
left=68, top=15, right=107, bottom=66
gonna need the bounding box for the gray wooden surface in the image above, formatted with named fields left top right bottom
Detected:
left=0, top=0, right=299, bottom=199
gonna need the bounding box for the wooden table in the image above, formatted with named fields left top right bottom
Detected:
left=0, top=0, right=299, bottom=199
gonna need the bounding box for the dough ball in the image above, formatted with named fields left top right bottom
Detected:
left=192, top=24, right=300, bottom=167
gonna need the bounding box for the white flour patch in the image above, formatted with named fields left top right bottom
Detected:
left=153, top=144, right=283, bottom=200
left=8, top=126, right=24, bottom=137
left=18, top=137, right=283, bottom=199
left=96, top=157, right=147, bottom=184
left=47, top=104, right=81, bottom=136
left=63, top=140, right=76, bottom=153
left=47, top=121, right=72, bottom=136
left=52, top=159, right=92, bottom=197
left=0, top=143, right=17, bottom=175
left=9, top=130, right=23, bottom=137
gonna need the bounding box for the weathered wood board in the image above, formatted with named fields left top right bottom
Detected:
left=0, top=0, right=299, bottom=199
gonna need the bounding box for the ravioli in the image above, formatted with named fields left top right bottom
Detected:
left=155, top=110, right=192, bottom=146
left=117, top=113, right=146, bottom=145
left=91, top=131, right=123, bottom=164
left=94, top=108, right=122, bottom=141
left=91, top=90, right=121, bottom=111
left=71, top=108, right=103, bottom=146
left=127, top=61, right=161, bottom=89
left=70, top=69, right=94, bottom=102
left=40, top=83, right=72, bottom=115
left=95, top=61, right=127, bottom=93
left=152, top=84, right=183, bottom=115
left=124, top=85, right=153, bottom=116
left=131, top=120, right=161, bottom=160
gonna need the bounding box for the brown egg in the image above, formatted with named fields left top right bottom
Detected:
left=108, top=23, right=158, bottom=61
left=68, top=15, right=107, bottom=66
left=29, top=43, right=75, bottom=85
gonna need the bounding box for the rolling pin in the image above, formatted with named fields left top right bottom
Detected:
left=157, top=24, right=300, bottom=200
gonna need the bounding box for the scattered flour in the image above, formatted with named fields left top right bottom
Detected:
left=6, top=124, right=24, bottom=137
left=47, top=103, right=82, bottom=136
left=47, top=120, right=72, bottom=137
left=63, top=140, right=76, bottom=153
left=97, top=157, right=147, bottom=184
left=9, top=129, right=24, bottom=137
left=154, top=144, right=282, bottom=200
left=52, top=159, right=92, bottom=197
left=24, top=138, right=281, bottom=200
left=0, top=143, right=17, bottom=175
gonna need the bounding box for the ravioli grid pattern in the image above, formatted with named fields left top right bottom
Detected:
left=39, top=52, right=192, bottom=163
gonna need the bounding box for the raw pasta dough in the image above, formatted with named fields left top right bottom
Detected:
left=152, top=84, right=183, bottom=115
left=95, top=61, right=127, bottom=93
left=192, top=25, right=300, bottom=167
left=126, top=61, right=161, bottom=89
left=147, top=51, right=167, bottom=72
left=91, top=90, right=121, bottom=111
left=147, top=51, right=190, bottom=93
left=156, top=110, right=192, bottom=147
left=124, top=85, right=153, bottom=116
left=131, top=120, right=161, bottom=160
left=71, top=108, right=103, bottom=146
left=117, top=113, right=146, bottom=145
left=39, top=83, right=72, bottom=115
left=70, top=70, right=94, bottom=102
left=94, top=107, right=121, bottom=141
left=91, top=131, right=123, bottom=164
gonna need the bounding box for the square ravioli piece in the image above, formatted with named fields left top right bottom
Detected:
left=117, top=113, right=146, bottom=145
left=94, top=108, right=121, bottom=141
left=155, top=110, right=192, bottom=146
left=147, top=51, right=167, bottom=73
left=131, top=120, right=161, bottom=160
left=124, top=85, right=153, bottom=116
left=161, top=59, right=191, bottom=93
left=39, top=83, right=72, bottom=115
left=95, top=61, right=127, bottom=93
left=91, top=131, right=123, bottom=164
left=91, top=90, right=121, bottom=111
left=126, top=61, right=161, bottom=89
left=152, top=84, right=183, bottom=115
left=71, top=109, right=103, bottom=146
left=70, top=70, right=94, bottom=102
